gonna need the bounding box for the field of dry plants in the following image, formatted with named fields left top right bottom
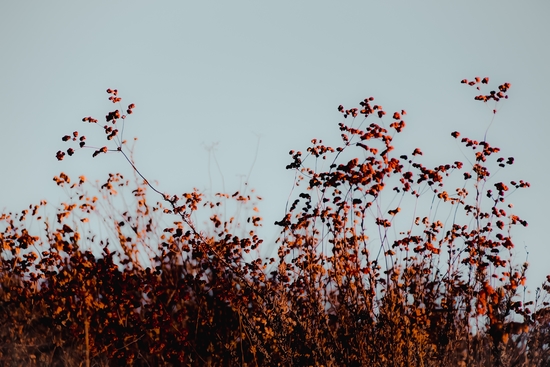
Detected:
left=1, top=78, right=549, bottom=366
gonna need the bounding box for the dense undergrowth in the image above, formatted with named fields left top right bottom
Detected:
left=1, top=78, right=549, bottom=366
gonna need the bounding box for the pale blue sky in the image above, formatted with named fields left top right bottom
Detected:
left=1, top=1, right=549, bottom=290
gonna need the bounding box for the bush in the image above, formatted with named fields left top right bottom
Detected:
left=1, top=79, right=549, bottom=366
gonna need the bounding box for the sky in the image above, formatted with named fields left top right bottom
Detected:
left=1, top=1, right=549, bottom=292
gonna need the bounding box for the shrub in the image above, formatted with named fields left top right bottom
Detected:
left=0, top=79, right=548, bottom=366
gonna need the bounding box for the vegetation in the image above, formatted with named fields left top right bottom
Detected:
left=1, top=78, right=549, bottom=366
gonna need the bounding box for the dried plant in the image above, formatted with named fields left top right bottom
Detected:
left=0, top=79, right=548, bottom=366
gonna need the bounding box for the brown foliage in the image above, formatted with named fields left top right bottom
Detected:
left=2, top=79, right=549, bottom=366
